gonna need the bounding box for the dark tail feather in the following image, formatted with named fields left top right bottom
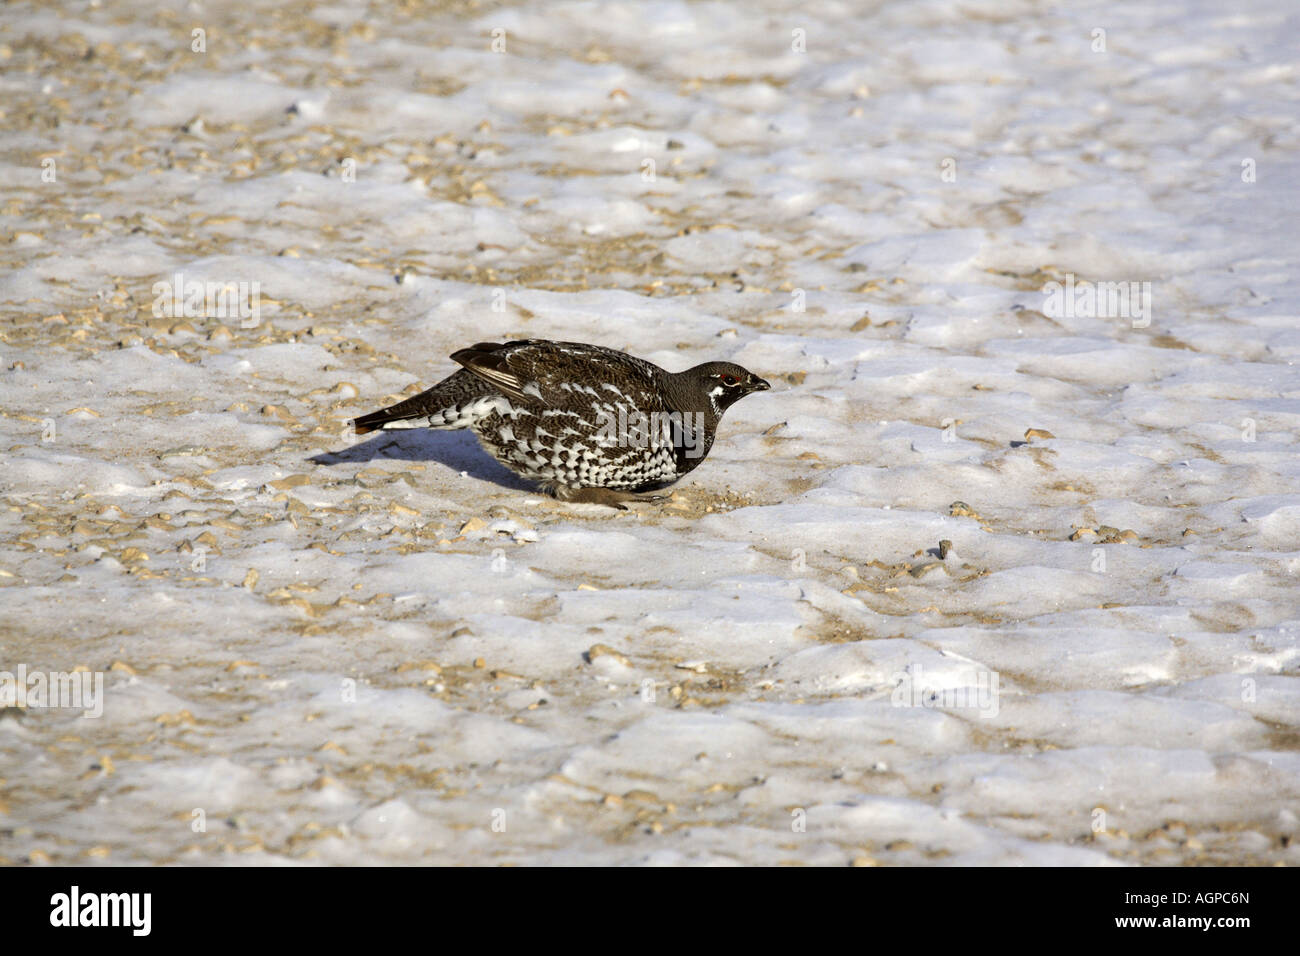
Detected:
left=350, top=411, right=389, bottom=436
left=351, top=367, right=489, bottom=436
left=351, top=392, right=435, bottom=435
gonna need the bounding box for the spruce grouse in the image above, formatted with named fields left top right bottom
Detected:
left=351, top=339, right=770, bottom=508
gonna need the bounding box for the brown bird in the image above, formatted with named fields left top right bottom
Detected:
left=352, top=339, right=770, bottom=508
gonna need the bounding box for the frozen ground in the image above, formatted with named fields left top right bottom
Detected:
left=1, top=0, right=1298, bottom=865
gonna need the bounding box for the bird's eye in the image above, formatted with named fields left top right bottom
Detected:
left=720, top=374, right=740, bottom=386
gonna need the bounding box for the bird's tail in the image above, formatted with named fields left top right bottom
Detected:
left=351, top=369, right=495, bottom=436
left=351, top=396, right=428, bottom=435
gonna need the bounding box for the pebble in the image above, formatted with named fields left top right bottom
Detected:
left=159, top=445, right=206, bottom=459
left=585, top=644, right=631, bottom=667
left=261, top=405, right=298, bottom=424
left=395, top=661, right=442, bottom=675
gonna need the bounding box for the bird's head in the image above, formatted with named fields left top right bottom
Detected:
left=677, top=362, right=771, bottom=416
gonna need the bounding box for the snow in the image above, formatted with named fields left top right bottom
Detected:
left=0, top=0, right=1297, bottom=866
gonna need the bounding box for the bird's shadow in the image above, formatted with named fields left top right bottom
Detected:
left=309, top=430, right=536, bottom=493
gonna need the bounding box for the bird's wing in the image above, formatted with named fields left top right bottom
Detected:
left=451, top=340, right=663, bottom=411
left=450, top=341, right=536, bottom=404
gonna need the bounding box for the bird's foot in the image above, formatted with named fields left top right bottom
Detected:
left=547, top=485, right=668, bottom=510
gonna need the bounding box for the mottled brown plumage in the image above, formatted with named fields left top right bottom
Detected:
left=351, top=339, right=770, bottom=507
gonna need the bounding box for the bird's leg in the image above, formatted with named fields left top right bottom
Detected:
left=548, top=485, right=668, bottom=510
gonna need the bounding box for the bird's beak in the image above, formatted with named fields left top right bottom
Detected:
left=748, top=377, right=771, bottom=392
